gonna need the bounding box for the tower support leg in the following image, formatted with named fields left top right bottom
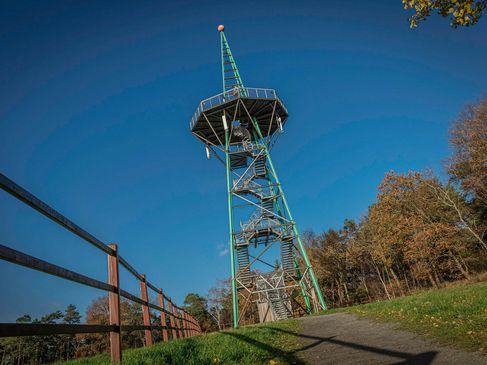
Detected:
left=225, top=127, right=239, bottom=327
left=294, top=257, right=312, bottom=314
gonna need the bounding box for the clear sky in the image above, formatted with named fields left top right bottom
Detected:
left=1, top=0, right=486, bottom=321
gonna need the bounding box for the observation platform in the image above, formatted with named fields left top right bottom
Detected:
left=189, top=87, right=288, bottom=146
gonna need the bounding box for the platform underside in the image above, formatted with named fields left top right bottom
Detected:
left=191, top=97, right=288, bottom=146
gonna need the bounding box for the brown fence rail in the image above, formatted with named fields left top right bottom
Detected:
left=0, top=173, right=202, bottom=363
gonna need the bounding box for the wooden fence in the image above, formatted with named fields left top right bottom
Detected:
left=0, top=173, right=202, bottom=362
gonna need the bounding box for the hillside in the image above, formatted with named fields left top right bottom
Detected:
left=336, top=280, right=487, bottom=353
left=60, top=281, right=487, bottom=364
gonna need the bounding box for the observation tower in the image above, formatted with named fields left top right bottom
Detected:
left=190, top=25, right=326, bottom=327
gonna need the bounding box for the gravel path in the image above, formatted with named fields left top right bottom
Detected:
left=295, top=313, right=487, bottom=365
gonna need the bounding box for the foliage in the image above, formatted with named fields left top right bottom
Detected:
left=207, top=279, right=233, bottom=330
left=402, top=0, right=487, bottom=28
left=334, top=281, right=487, bottom=353
left=183, top=293, right=217, bottom=332
left=307, top=170, right=487, bottom=309
left=0, top=305, right=81, bottom=364
left=75, top=296, right=148, bottom=357
left=448, top=97, right=487, bottom=242
left=0, top=298, right=152, bottom=364
left=57, top=320, right=303, bottom=365
left=304, top=96, right=487, bottom=309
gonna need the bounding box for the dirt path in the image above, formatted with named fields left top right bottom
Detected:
left=296, top=313, right=487, bottom=365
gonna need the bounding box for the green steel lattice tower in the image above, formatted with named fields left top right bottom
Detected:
left=190, top=25, right=326, bottom=328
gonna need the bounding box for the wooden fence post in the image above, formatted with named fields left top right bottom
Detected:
left=158, top=289, right=169, bottom=342
left=174, top=306, right=182, bottom=338
left=189, top=314, right=194, bottom=336
left=188, top=312, right=193, bottom=337
left=193, top=315, right=198, bottom=335
left=168, top=299, right=177, bottom=339
left=181, top=309, right=187, bottom=338
left=108, top=244, right=122, bottom=363
left=139, top=274, right=153, bottom=346
left=179, top=309, right=184, bottom=337
left=181, top=310, right=187, bottom=338
left=184, top=312, right=191, bottom=337
left=192, top=314, right=197, bottom=335
left=188, top=313, right=192, bottom=336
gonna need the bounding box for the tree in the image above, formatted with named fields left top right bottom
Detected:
left=449, top=97, right=487, bottom=203
left=0, top=309, right=66, bottom=364
left=345, top=220, right=375, bottom=303
left=367, top=171, right=476, bottom=288
left=32, top=310, right=64, bottom=363
left=76, top=296, right=145, bottom=357
left=207, top=280, right=233, bottom=330
left=448, top=97, right=487, bottom=247
left=183, top=293, right=216, bottom=332
left=302, top=167, right=487, bottom=311
left=403, top=0, right=487, bottom=28
left=76, top=297, right=109, bottom=357
left=426, top=179, right=487, bottom=253
left=64, top=304, right=81, bottom=324
left=0, top=315, right=34, bottom=365
left=62, top=304, right=81, bottom=361
left=308, top=228, right=349, bottom=306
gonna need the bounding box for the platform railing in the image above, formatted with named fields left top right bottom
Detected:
left=0, top=173, right=202, bottom=363
left=189, top=87, right=286, bottom=130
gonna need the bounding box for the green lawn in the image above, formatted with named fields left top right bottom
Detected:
left=58, top=319, right=304, bottom=365
left=332, top=281, right=487, bottom=353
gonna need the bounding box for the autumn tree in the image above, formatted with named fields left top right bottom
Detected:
left=403, top=0, right=487, bottom=28
left=76, top=296, right=145, bottom=357
left=449, top=97, right=487, bottom=203
left=368, top=171, right=479, bottom=288
left=345, top=219, right=376, bottom=302
left=303, top=167, right=487, bottom=310
left=306, top=220, right=369, bottom=307
left=448, top=97, right=487, bottom=246
left=312, top=228, right=349, bottom=306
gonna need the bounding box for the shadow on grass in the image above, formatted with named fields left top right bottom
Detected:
left=222, top=327, right=437, bottom=365
left=221, top=330, right=307, bottom=365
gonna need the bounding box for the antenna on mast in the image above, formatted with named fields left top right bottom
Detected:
left=218, top=25, right=245, bottom=94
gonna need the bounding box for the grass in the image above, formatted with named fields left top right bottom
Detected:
left=62, top=281, right=487, bottom=364
left=58, top=319, right=304, bottom=365
left=326, top=281, right=487, bottom=353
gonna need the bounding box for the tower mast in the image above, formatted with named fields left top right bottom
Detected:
left=190, top=25, right=326, bottom=328
left=220, top=27, right=245, bottom=93
left=220, top=26, right=240, bottom=326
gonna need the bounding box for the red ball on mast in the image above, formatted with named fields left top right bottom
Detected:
left=218, top=24, right=225, bottom=32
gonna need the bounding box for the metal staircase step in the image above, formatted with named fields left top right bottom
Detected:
left=231, top=153, right=248, bottom=169
left=267, top=288, right=291, bottom=320
left=261, top=197, right=273, bottom=217
left=237, top=250, right=249, bottom=263
left=254, top=156, right=266, bottom=177
left=281, top=236, right=296, bottom=275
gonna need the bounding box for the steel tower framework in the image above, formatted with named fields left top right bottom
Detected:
left=190, top=26, right=326, bottom=327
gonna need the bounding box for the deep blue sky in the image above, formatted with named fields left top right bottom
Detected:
left=1, top=0, right=486, bottom=321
